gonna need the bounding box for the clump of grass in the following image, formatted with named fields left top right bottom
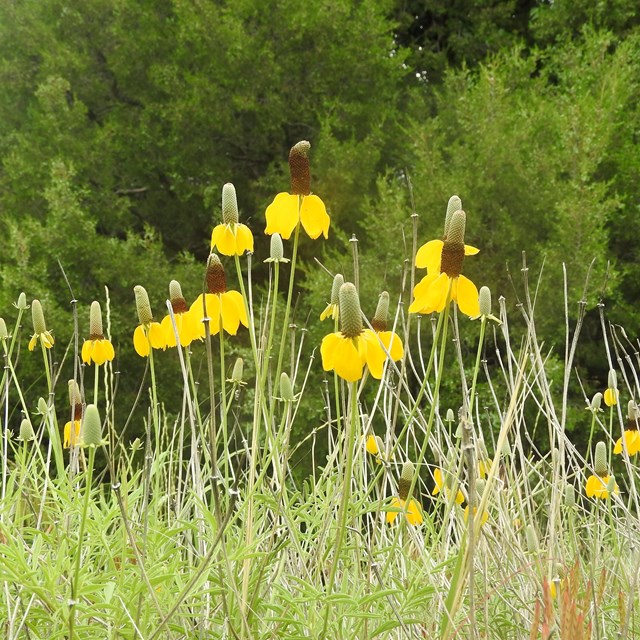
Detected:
left=1, top=144, right=639, bottom=639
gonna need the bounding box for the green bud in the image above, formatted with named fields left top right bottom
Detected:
left=606, top=476, right=617, bottom=494
left=19, top=419, right=35, bottom=441
left=222, top=183, right=239, bottom=225
left=89, top=301, right=104, bottom=338
left=525, top=524, right=539, bottom=555
left=475, top=478, right=486, bottom=497
left=31, top=299, right=47, bottom=335
left=0, top=318, right=7, bottom=340
left=479, top=286, right=492, bottom=317
left=16, top=292, right=28, bottom=310
left=446, top=408, right=455, bottom=423
left=564, top=483, right=575, bottom=508
left=628, top=401, right=639, bottom=421
left=230, top=357, right=244, bottom=383
left=330, top=274, right=344, bottom=305
left=81, top=404, right=102, bottom=447
left=134, top=286, right=153, bottom=324
left=372, top=291, right=389, bottom=332
left=279, top=372, right=295, bottom=402
left=398, top=461, right=415, bottom=500
left=338, top=283, right=363, bottom=338
left=608, top=369, right=617, bottom=390
left=594, top=441, right=608, bottom=476
left=444, top=195, right=462, bottom=238
left=590, top=392, right=603, bottom=411
left=270, top=233, right=284, bottom=261
left=37, top=397, right=49, bottom=416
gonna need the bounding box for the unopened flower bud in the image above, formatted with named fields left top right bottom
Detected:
left=81, top=404, right=103, bottom=447
left=446, top=408, right=455, bottom=423
left=475, top=478, right=486, bottom=498
left=525, top=524, right=539, bottom=555
left=221, top=183, right=239, bottom=225
left=89, top=301, right=104, bottom=338
left=16, top=292, right=28, bottom=310
left=444, top=195, right=462, bottom=238
left=372, top=291, right=389, bottom=332
left=564, top=483, right=575, bottom=507
left=0, top=318, right=7, bottom=340
left=37, top=397, right=49, bottom=415
left=606, top=476, right=617, bottom=494
left=338, top=283, right=363, bottom=339
left=205, top=254, right=227, bottom=295
left=31, top=299, right=47, bottom=335
left=289, top=141, right=311, bottom=196
left=269, top=233, right=285, bottom=261
left=627, top=401, right=639, bottom=421
left=134, top=286, right=153, bottom=324
left=230, top=357, right=244, bottom=384
left=19, top=419, right=35, bottom=441
left=398, top=461, right=415, bottom=500
left=279, top=372, right=295, bottom=402
left=479, top=286, right=492, bottom=317
left=590, top=392, right=603, bottom=411
left=594, top=441, right=608, bottom=476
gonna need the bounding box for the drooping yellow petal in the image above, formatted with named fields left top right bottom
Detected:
left=28, top=335, right=37, bottom=351
left=220, top=292, right=241, bottom=335
left=378, top=331, right=404, bottom=361
left=464, top=245, right=480, bottom=256
left=604, top=388, right=618, bottom=406
left=405, top=498, right=424, bottom=525
left=223, top=290, right=248, bottom=329
left=148, top=323, right=166, bottom=350
left=424, top=272, right=450, bottom=313
left=455, top=274, right=480, bottom=317
left=265, top=192, right=299, bottom=240
left=211, top=224, right=237, bottom=256
left=362, top=329, right=387, bottom=379
left=161, top=315, right=178, bottom=347
left=415, top=239, right=443, bottom=272
left=409, top=273, right=439, bottom=314
left=464, top=505, right=489, bottom=527
left=190, top=293, right=221, bottom=337
left=299, top=194, right=329, bottom=240
left=235, top=224, right=254, bottom=254
left=320, top=333, right=342, bottom=371
left=321, top=334, right=364, bottom=382
left=386, top=497, right=404, bottom=524
left=92, top=340, right=114, bottom=365
left=614, top=430, right=640, bottom=456
left=585, top=474, right=618, bottom=499
left=366, top=434, right=380, bottom=455
left=81, top=340, right=93, bottom=364
left=133, top=325, right=150, bottom=357
left=64, top=420, right=81, bottom=447
left=432, top=468, right=444, bottom=494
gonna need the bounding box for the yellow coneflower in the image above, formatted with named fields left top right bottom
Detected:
left=160, top=280, right=200, bottom=348
left=211, top=183, right=254, bottom=256
left=64, top=380, right=83, bottom=448
left=368, top=291, right=404, bottom=378
left=585, top=441, right=619, bottom=499
left=614, top=401, right=640, bottom=456
left=28, top=299, right=54, bottom=351
left=432, top=467, right=465, bottom=505
left=81, top=301, right=115, bottom=365
left=265, top=141, right=329, bottom=240
left=132, top=286, right=165, bottom=357
left=604, top=370, right=618, bottom=406
left=387, top=462, right=423, bottom=526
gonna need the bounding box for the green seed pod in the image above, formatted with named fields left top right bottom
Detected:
left=525, top=524, right=539, bottom=555
left=398, top=461, right=415, bottom=500
left=279, top=372, right=295, bottom=402
left=19, top=418, right=35, bottom=441
left=479, top=286, right=492, bottom=317
left=0, top=318, right=7, bottom=340
left=608, top=369, right=617, bottom=390
left=289, top=141, right=311, bottom=196
left=594, top=441, right=608, bottom=476
left=31, top=299, right=47, bottom=335
left=444, top=195, right=462, bottom=238
left=134, top=286, right=153, bottom=324
left=590, top=392, right=603, bottom=411
left=89, top=301, right=104, bottom=338
left=221, top=183, right=239, bottom=225
left=230, top=357, right=244, bottom=383
left=330, top=274, right=344, bottom=305
left=169, top=280, right=188, bottom=314
left=338, top=283, right=363, bottom=339
left=205, top=253, right=227, bottom=295
left=16, top=292, right=28, bottom=310
left=81, top=404, right=102, bottom=447
left=564, top=483, right=575, bottom=508
left=37, top=397, right=49, bottom=415
left=372, top=291, right=389, bottom=332
left=606, top=476, right=617, bottom=494
left=446, top=408, right=455, bottom=423
left=270, top=233, right=284, bottom=261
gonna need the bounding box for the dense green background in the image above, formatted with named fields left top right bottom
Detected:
left=2, top=0, right=639, bottom=455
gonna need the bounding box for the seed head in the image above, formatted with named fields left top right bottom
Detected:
left=81, top=404, right=103, bottom=447
left=134, top=286, right=153, bottom=324
left=289, top=141, right=311, bottom=196
left=169, top=280, right=189, bottom=314
left=205, top=254, right=227, bottom=295
left=330, top=274, right=344, bottom=305
left=444, top=195, right=462, bottom=238
left=398, top=461, right=415, bottom=500
left=222, top=183, right=239, bottom=225
left=31, top=299, right=47, bottom=335
left=371, top=291, right=389, bottom=332
left=89, top=301, right=104, bottom=339
left=338, top=283, right=363, bottom=339
left=594, top=441, right=608, bottom=476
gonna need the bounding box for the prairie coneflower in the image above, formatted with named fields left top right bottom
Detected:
left=189, top=254, right=248, bottom=337
left=264, top=141, right=329, bottom=240
left=320, top=273, right=344, bottom=322
left=585, top=441, right=619, bottom=499
left=64, top=380, right=83, bottom=448
left=160, top=280, right=200, bottom=348
left=367, top=291, right=404, bottom=378
left=366, top=434, right=385, bottom=464
left=81, top=301, right=115, bottom=365
left=387, top=462, right=423, bottom=526
left=432, top=467, right=465, bottom=505
left=614, top=401, right=640, bottom=456
left=133, top=286, right=165, bottom=357
left=210, top=183, right=254, bottom=256
left=604, top=370, right=618, bottom=407
left=409, top=205, right=480, bottom=317
left=320, top=283, right=387, bottom=382
left=28, top=300, right=54, bottom=351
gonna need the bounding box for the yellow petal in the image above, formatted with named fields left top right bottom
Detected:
left=362, top=329, right=387, bottom=379
left=81, top=340, right=92, bottom=364
left=455, top=275, right=480, bottom=317
left=220, top=292, right=241, bottom=335
left=300, top=195, right=329, bottom=240
left=223, top=290, right=248, bottom=328
left=409, top=273, right=439, bottom=314
left=28, top=335, right=37, bottom=351
left=161, top=315, right=178, bottom=348
left=432, top=468, right=443, bottom=494
left=464, top=244, right=480, bottom=256
left=405, top=498, right=424, bottom=525
left=236, top=224, right=254, bottom=254
left=604, top=388, right=617, bottom=406
left=415, top=239, right=443, bottom=272
left=133, top=325, right=150, bottom=357
left=366, top=434, right=380, bottom=455
left=148, top=323, right=166, bottom=349
left=614, top=437, right=622, bottom=454
left=211, top=224, right=237, bottom=256
left=386, top=497, right=404, bottom=524
left=424, top=272, right=450, bottom=313
left=42, top=332, right=55, bottom=349
left=92, top=340, right=113, bottom=365
left=322, top=334, right=364, bottom=382
left=378, top=331, right=404, bottom=361
left=265, top=192, right=299, bottom=240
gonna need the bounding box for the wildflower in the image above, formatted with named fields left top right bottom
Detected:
left=64, top=380, right=83, bottom=448
left=264, top=233, right=289, bottom=264
left=133, top=286, right=165, bottom=357
left=228, top=357, right=245, bottom=385
left=387, top=462, right=423, bottom=526
left=0, top=318, right=8, bottom=341
left=614, top=401, right=640, bottom=456
left=320, top=283, right=387, bottom=382
left=472, top=286, right=501, bottom=324
left=211, top=183, right=254, bottom=256
left=367, top=291, right=404, bottom=378
left=590, top=392, right=603, bottom=412
left=81, top=404, right=103, bottom=447
left=28, top=299, right=54, bottom=351
left=604, top=370, right=618, bottom=406
left=432, top=467, right=465, bottom=505
left=81, top=301, right=115, bottom=365
left=189, top=254, right=248, bottom=337
left=264, top=141, right=329, bottom=240
left=320, top=273, right=344, bottom=322
left=366, top=434, right=385, bottom=464
left=410, top=206, right=479, bottom=317
left=160, top=280, right=200, bottom=348
left=585, top=441, right=619, bottom=499
left=19, top=419, right=35, bottom=441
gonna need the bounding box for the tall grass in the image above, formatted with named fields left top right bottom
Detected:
left=1, top=185, right=639, bottom=640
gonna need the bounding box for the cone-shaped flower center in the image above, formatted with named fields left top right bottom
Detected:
left=32, top=299, right=47, bottom=334
left=444, top=196, right=462, bottom=239
left=206, top=254, right=227, bottom=294
left=289, top=141, right=311, bottom=196
left=134, top=286, right=153, bottom=324
left=89, top=300, right=105, bottom=340
left=371, top=291, right=389, bottom=332
left=222, top=183, right=239, bottom=225
left=339, top=283, right=363, bottom=338
left=398, top=461, right=415, bottom=501
left=169, top=280, right=189, bottom=314
left=594, top=441, right=608, bottom=476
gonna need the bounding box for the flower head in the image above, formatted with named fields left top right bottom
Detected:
left=189, top=254, right=248, bottom=337
left=64, top=380, right=83, bottom=448
left=386, top=462, right=423, bottom=525
left=133, top=286, right=165, bottom=357
left=82, top=301, right=115, bottom=365
left=604, top=370, right=618, bottom=407
left=161, top=280, right=200, bottom=348
left=264, top=141, right=329, bottom=240
left=28, top=299, right=54, bottom=351
left=367, top=291, right=404, bottom=378
left=614, top=401, right=640, bottom=456
left=586, top=441, right=619, bottom=499
left=410, top=206, right=480, bottom=317
left=211, top=183, right=254, bottom=256
left=320, top=273, right=344, bottom=322
left=366, top=434, right=385, bottom=464
left=320, top=283, right=387, bottom=382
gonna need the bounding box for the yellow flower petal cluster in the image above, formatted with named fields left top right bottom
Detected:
left=614, top=429, right=640, bottom=455
left=432, top=467, right=465, bottom=505
left=190, top=291, right=248, bottom=338
left=82, top=339, right=115, bottom=365
left=161, top=281, right=200, bottom=347
left=321, top=329, right=384, bottom=382
left=28, top=299, right=54, bottom=351
left=386, top=497, right=423, bottom=526
left=211, top=223, right=254, bottom=256
left=133, top=323, right=165, bottom=357
left=64, top=419, right=81, bottom=448
left=604, top=387, right=618, bottom=406
left=585, top=474, right=619, bottom=499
